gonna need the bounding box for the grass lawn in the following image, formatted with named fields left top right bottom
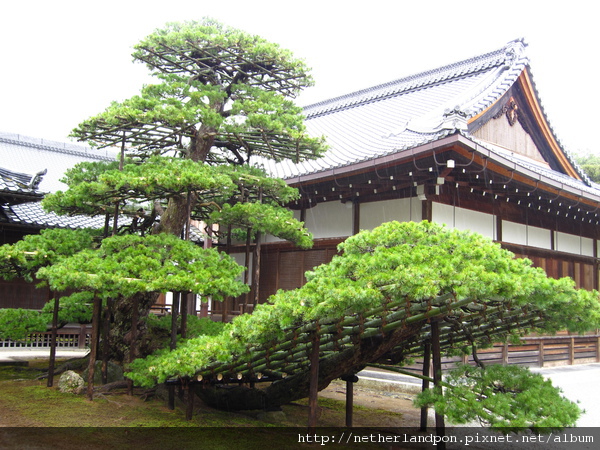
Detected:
left=0, top=360, right=408, bottom=449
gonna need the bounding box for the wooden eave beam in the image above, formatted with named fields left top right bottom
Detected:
left=452, top=137, right=600, bottom=209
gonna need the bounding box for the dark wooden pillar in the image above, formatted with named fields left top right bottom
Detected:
left=308, top=332, right=321, bottom=429
left=101, top=298, right=112, bottom=385
left=181, top=292, right=188, bottom=339
left=86, top=295, right=102, bottom=401
left=430, top=320, right=446, bottom=447
left=341, top=374, right=358, bottom=427
left=170, top=292, right=180, bottom=350
left=47, top=293, right=60, bottom=387
left=184, top=378, right=194, bottom=420
left=127, top=295, right=139, bottom=396
left=352, top=200, right=360, bottom=235
left=420, top=340, right=431, bottom=431
left=422, top=198, right=432, bottom=222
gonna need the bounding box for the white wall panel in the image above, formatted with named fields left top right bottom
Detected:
left=581, top=237, right=594, bottom=257
left=502, top=220, right=527, bottom=245
left=555, top=231, right=580, bottom=254
left=525, top=225, right=552, bottom=249
left=432, top=203, right=495, bottom=239
left=359, top=197, right=420, bottom=231
left=303, top=201, right=353, bottom=239
left=555, top=231, right=593, bottom=256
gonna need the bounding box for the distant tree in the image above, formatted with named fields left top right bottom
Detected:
left=574, top=153, right=600, bottom=183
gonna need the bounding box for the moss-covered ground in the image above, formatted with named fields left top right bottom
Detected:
left=0, top=359, right=418, bottom=449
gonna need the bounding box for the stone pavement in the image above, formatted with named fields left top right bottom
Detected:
left=0, top=348, right=88, bottom=364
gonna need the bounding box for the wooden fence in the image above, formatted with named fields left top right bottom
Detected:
left=403, top=333, right=600, bottom=373
left=2, top=326, right=598, bottom=371
left=0, top=325, right=91, bottom=349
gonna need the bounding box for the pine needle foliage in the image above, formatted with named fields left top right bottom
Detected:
left=127, top=220, right=600, bottom=409
left=414, top=364, right=582, bottom=431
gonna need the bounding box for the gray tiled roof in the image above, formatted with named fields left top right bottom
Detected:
left=0, top=132, right=118, bottom=193
left=0, top=167, right=44, bottom=198
left=1, top=201, right=108, bottom=230
left=261, top=39, right=591, bottom=191
left=262, top=40, right=529, bottom=180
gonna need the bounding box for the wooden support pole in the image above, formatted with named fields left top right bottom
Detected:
left=86, top=295, right=102, bottom=401
left=420, top=341, right=431, bottom=431
left=101, top=298, right=112, bottom=385
left=168, top=384, right=175, bottom=410
left=185, top=378, right=194, bottom=421
left=569, top=336, right=575, bottom=365
left=170, top=292, right=180, bottom=350
left=308, top=332, right=320, bottom=430
left=346, top=379, right=354, bottom=428
left=430, top=320, right=446, bottom=448
left=181, top=292, right=188, bottom=340
left=47, top=294, right=60, bottom=387
left=341, top=374, right=358, bottom=428
left=252, top=231, right=262, bottom=307
left=127, top=295, right=139, bottom=396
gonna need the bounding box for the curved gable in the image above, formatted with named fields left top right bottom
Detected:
left=469, top=69, right=582, bottom=181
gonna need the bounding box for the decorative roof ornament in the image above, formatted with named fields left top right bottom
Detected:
left=28, top=169, right=47, bottom=190
left=440, top=107, right=469, bottom=132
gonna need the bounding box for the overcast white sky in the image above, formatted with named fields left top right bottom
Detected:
left=1, top=0, right=598, bottom=154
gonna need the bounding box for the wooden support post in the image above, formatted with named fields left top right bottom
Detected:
left=78, top=324, right=87, bottom=348
left=308, top=332, right=320, bottom=430
left=168, top=384, right=175, bottom=410
left=127, top=295, right=139, bottom=396
left=181, top=292, right=188, bottom=339
left=101, top=298, right=112, bottom=385
left=430, top=320, right=446, bottom=448
left=569, top=337, right=575, bottom=365
left=596, top=337, right=600, bottom=363
left=170, top=292, right=180, bottom=350
left=252, top=231, right=262, bottom=307
left=222, top=297, right=229, bottom=323
left=341, top=374, right=358, bottom=428
left=420, top=341, right=431, bottom=431
left=47, top=294, right=60, bottom=388
left=185, top=378, right=194, bottom=421
left=502, top=342, right=509, bottom=365
left=346, top=379, right=354, bottom=428
left=539, top=341, right=545, bottom=367
left=86, top=295, right=102, bottom=401
left=352, top=200, right=360, bottom=236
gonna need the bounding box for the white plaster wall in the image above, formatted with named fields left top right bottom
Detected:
left=526, top=225, right=552, bottom=250
left=359, top=197, right=421, bottom=231
left=432, top=202, right=496, bottom=239
left=555, top=231, right=580, bottom=255
left=555, top=232, right=594, bottom=256
left=502, top=221, right=552, bottom=249
left=302, top=201, right=353, bottom=239
left=502, top=220, right=527, bottom=245
left=581, top=236, right=594, bottom=257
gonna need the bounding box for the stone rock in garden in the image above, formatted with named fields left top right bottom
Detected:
left=82, top=361, right=124, bottom=385
left=58, top=370, right=84, bottom=395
